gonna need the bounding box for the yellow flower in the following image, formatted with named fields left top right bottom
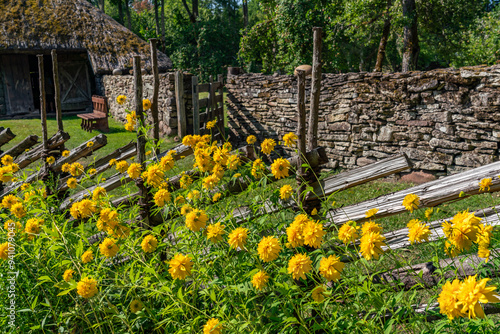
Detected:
left=141, top=235, right=158, bottom=253
left=408, top=221, right=431, bottom=244
left=124, top=122, right=135, bottom=131
left=187, top=190, right=201, bottom=201
left=425, top=208, right=433, bottom=220
left=143, top=164, right=164, bottom=187
left=20, top=183, right=30, bottom=191
left=127, top=163, right=142, bottom=179
left=4, top=220, right=22, bottom=232
left=62, top=163, right=71, bottom=172
left=478, top=246, right=490, bottom=262
left=180, top=174, right=193, bottom=189
left=302, top=220, right=325, bottom=248
left=130, top=299, right=143, bottom=313
left=10, top=203, right=26, bottom=219
left=206, top=222, right=225, bottom=243
left=457, top=275, right=500, bottom=319
left=180, top=204, right=193, bottom=216
left=154, top=189, right=171, bottom=207
left=143, top=98, right=152, bottom=111
left=283, top=132, right=298, bottom=147
left=87, top=141, right=94, bottom=148
left=287, top=253, right=312, bottom=280
left=279, top=184, right=293, bottom=200
left=109, top=224, right=130, bottom=239
left=168, top=254, right=193, bottom=280
left=365, top=208, right=378, bottom=218
left=252, top=270, right=269, bottom=290
left=25, top=217, right=42, bottom=237
left=271, top=158, right=290, bottom=179
left=261, top=138, right=276, bottom=155
left=228, top=227, right=249, bottom=249
left=92, top=186, right=107, bottom=201
left=77, top=277, right=98, bottom=299
left=88, top=168, right=97, bottom=175
left=361, top=220, right=382, bottom=236
left=2, top=194, right=20, bottom=209
left=46, top=156, right=55, bottom=164
left=212, top=192, right=222, bottom=202
left=479, top=177, right=492, bottom=192
left=62, top=150, right=70, bottom=157
left=286, top=214, right=309, bottom=247
left=402, top=193, right=420, bottom=212
left=160, top=155, right=175, bottom=172
left=70, top=199, right=98, bottom=219
left=1, top=154, right=14, bottom=165
left=203, top=174, right=220, bottom=190
left=99, top=238, right=119, bottom=258
left=175, top=195, right=186, bottom=206
left=116, top=95, right=127, bottom=105
left=109, top=158, right=117, bottom=166
left=443, top=210, right=482, bottom=254
left=63, top=269, right=75, bottom=282
left=203, top=318, right=222, bottom=334
left=319, top=255, right=345, bottom=281
left=81, top=250, right=93, bottom=264
left=246, top=135, right=257, bottom=145
left=359, top=232, right=386, bottom=260
left=312, top=286, right=326, bottom=302
left=185, top=209, right=208, bottom=232
left=115, top=160, right=129, bottom=173
left=257, top=236, right=281, bottom=262
left=69, top=162, right=84, bottom=177
left=206, top=119, right=217, bottom=129
left=0, top=242, right=9, bottom=260
left=338, top=221, right=360, bottom=244
left=251, top=158, right=266, bottom=178
left=226, top=154, right=240, bottom=171
left=438, top=279, right=463, bottom=319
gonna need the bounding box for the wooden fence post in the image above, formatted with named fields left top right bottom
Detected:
left=217, top=74, right=224, bottom=141
left=296, top=69, right=307, bottom=207
left=175, top=71, right=186, bottom=139
left=51, top=50, right=63, bottom=133
left=307, top=27, right=322, bottom=151
left=150, top=38, right=160, bottom=154
left=192, top=75, right=200, bottom=135
left=37, top=55, right=48, bottom=171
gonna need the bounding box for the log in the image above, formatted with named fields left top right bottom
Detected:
left=192, top=76, right=200, bottom=135
left=150, top=39, right=160, bottom=154
left=0, top=128, right=16, bottom=147
left=0, top=135, right=39, bottom=160
left=51, top=50, right=63, bottom=132
left=307, top=27, right=322, bottom=151
left=38, top=55, right=49, bottom=171
left=305, top=153, right=412, bottom=201
left=296, top=69, right=307, bottom=206
left=155, top=143, right=193, bottom=162
left=325, top=159, right=500, bottom=227
left=14, top=131, right=70, bottom=169
left=57, top=141, right=136, bottom=192
left=175, top=71, right=186, bottom=138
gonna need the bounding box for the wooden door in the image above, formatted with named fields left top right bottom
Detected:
left=1, top=55, right=35, bottom=115
left=59, top=61, right=92, bottom=111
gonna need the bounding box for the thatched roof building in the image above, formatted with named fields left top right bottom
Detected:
left=0, top=0, right=173, bottom=118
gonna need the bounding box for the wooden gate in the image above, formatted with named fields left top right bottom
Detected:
left=59, top=61, right=92, bottom=112
left=0, top=55, right=35, bottom=115
left=191, top=74, right=225, bottom=141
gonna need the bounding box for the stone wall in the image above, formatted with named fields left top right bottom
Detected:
left=101, top=72, right=193, bottom=137
left=226, top=65, right=500, bottom=175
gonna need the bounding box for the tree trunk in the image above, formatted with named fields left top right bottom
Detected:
left=401, top=0, right=419, bottom=72
left=118, top=0, right=124, bottom=25
left=99, top=0, right=105, bottom=13
left=243, top=0, right=248, bottom=27
left=161, top=0, right=166, bottom=52
left=192, top=0, right=199, bottom=20
left=125, top=0, right=132, bottom=30
left=374, top=0, right=392, bottom=72
left=153, top=0, right=160, bottom=36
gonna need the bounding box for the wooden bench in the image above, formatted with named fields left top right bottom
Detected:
left=77, top=96, right=109, bottom=133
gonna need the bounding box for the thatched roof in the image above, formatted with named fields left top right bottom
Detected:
left=0, top=0, right=173, bottom=74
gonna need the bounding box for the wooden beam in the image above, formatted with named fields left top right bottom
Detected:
left=0, top=128, right=16, bottom=147
left=325, top=159, right=500, bottom=227
left=217, top=74, right=224, bottom=141
left=175, top=71, right=186, bottom=138
left=37, top=55, right=48, bottom=171
left=307, top=27, right=322, bottom=151
left=51, top=50, right=63, bottom=133
left=14, top=131, right=70, bottom=169
left=0, top=135, right=39, bottom=160
left=296, top=69, right=307, bottom=206
left=192, top=76, right=199, bottom=135
left=306, top=153, right=412, bottom=201
left=150, top=39, right=160, bottom=154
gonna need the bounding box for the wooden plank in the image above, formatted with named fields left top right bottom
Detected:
left=198, top=83, right=210, bottom=93
left=0, top=128, right=16, bottom=147
left=14, top=131, right=70, bottom=169
left=1, top=55, right=34, bottom=115
left=325, top=159, right=500, bottom=227
left=296, top=69, right=307, bottom=205
left=192, top=76, right=200, bottom=135
left=51, top=50, right=63, bottom=132
left=306, top=153, right=412, bottom=201
left=0, top=135, right=38, bottom=160
left=38, top=55, right=48, bottom=171
left=217, top=74, right=224, bottom=140
left=199, top=98, right=209, bottom=109
left=307, top=27, right=322, bottom=151
left=175, top=71, right=186, bottom=138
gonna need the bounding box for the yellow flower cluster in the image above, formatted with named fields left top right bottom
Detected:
left=70, top=199, right=97, bottom=219
left=81, top=250, right=93, bottom=264
left=287, top=253, right=312, bottom=280
left=77, top=277, right=98, bottom=299
left=282, top=132, right=298, bottom=147
left=319, top=255, right=344, bottom=282
left=246, top=135, right=257, bottom=145
left=228, top=227, right=248, bottom=249
left=154, top=189, right=171, bottom=207
left=99, top=237, right=119, bottom=257
left=270, top=158, right=290, bottom=179
left=141, top=235, right=158, bottom=253
left=0, top=155, right=20, bottom=183
left=359, top=220, right=386, bottom=260
left=142, top=164, right=164, bottom=187
left=63, top=269, right=75, bottom=282
left=185, top=209, right=208, bottom=232
left=115, top=160, right=129, bottom=173
left=206, top=119, right=217, bottom=129
left=127, top=163, right=142, bottom=179
left=143, top=99, right=151, bottom=111
left=168, top=254, right=193, bottom=280
left=252, top=270, right=269, bottom=290
left=286, top=214, right=325, bottom=248
left=62, top=162, right=84, bottom=177
left=438, top=275, right=500, bottom=319
left=203, top=318, right=222, bottom=334
left=125, top=110, right=137, bottom=131
left=206, top=222, right=225, bottom=243
left=251, top=159, right=266, bottom=178
left=279, top=184, right=293, bottom=200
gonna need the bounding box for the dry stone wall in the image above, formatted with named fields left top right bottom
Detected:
left=226, top=65, right=500, bottom=175
left=101, top=72, right=192, bottom=137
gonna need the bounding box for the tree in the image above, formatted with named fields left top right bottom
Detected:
left=374, top=0, right=392, bottom=72
left=401, top=0, right=419, bottom=72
